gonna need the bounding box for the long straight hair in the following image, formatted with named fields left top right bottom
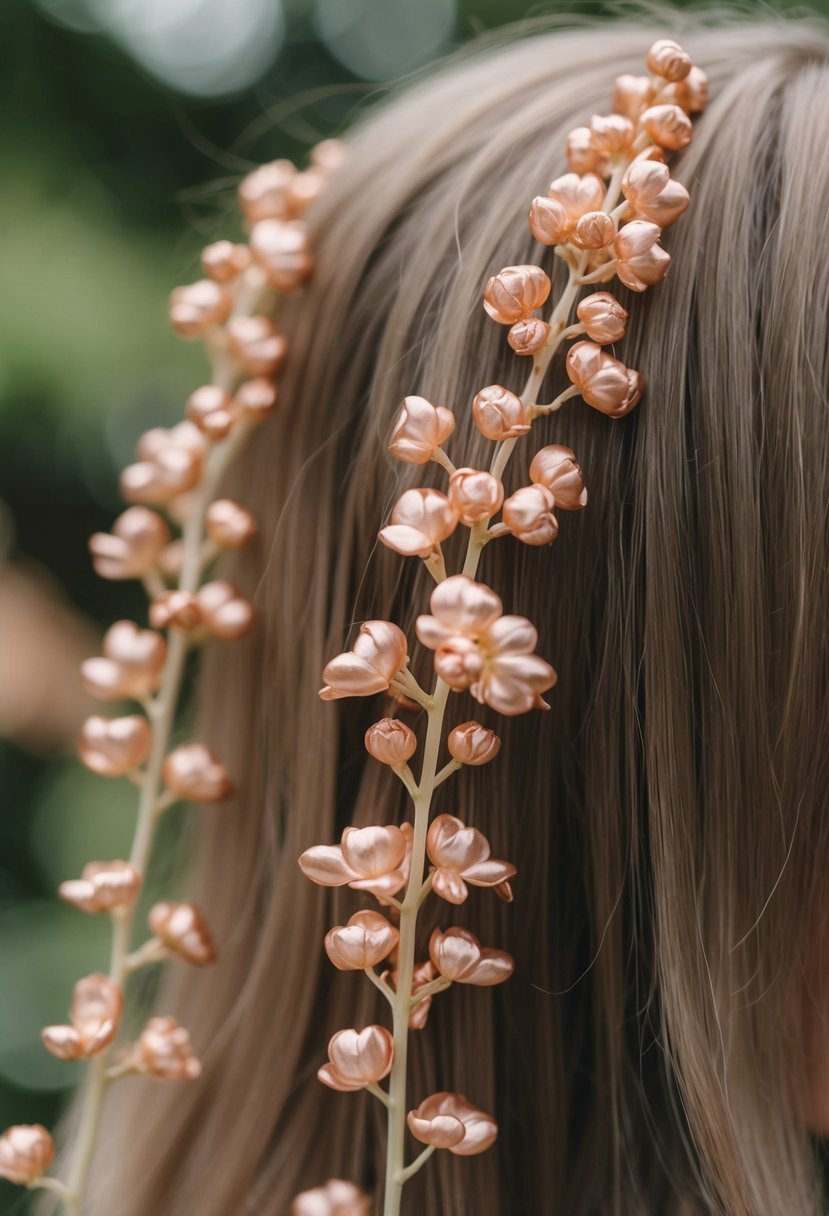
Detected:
left=81, top=14, right=829, bottom=1215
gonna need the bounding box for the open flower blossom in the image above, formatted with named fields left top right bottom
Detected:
left=318, top=1026, right=394, bottom=1092
left=447, top=721, right=501, bottom=766
left=148, top=902, right=216, bottom=966
left=162, top=743, right=232, bottom=803
left=250, top=218, right=314, bottom=293
left=300, top=824, right=413, bottom=899
left=364, top=718, right=417, bottom=766
left=576, top=292, right=628, bottom=345
left=471, top=385, right=531, bottom=441
left=195, top=581, right=256, bottom=639
left=622, top=158, right=689, bottom=227
left=186, top=384, right=237, bottom=441
left=566, top=341, right=644, bottom=417
left=319, top=621, right=407, bottom=701
left=205, top=500, right=258, bottom=549
left=407, top=1092, right=498, bottom=1156
left=77, top=714, right=151, bottom=776
left=529, top=172, right=605, bottom=245
left=291, top=1180, right=371, bottom=1216
left=448, top=468, right=504, bottom=525
left=120, top=422, right=206, bottom=505
left=426, top=814, right=515, bottom=905
left=89, top=507, right=170, bottom=580
left=129, top=1016, right=201, bottom=1080
left=528, top=445, right=588, bottom=509
left=42, top=974, right=123, bottom=1061
left=59, top=861, right=142, bottom=915
left=613, top=220, right=671, bottom=292
left=429, top=927, right=514, bottom=986
left=415, top=575, right=557, bottom=715
left=482, top=264, right=551, bottom=324
left=81, top=621, right=167, bottom=701
left=500, top=484, right=558, bottom=546
left=169, top=279, right=231, bottom=338
left=378, top=488, right=458, bottom=558
left=387, top=395, right=456, bottom=464
left=0, top=1124, right=55, bottom=1185
left=324, top=910, right=400, bottom=971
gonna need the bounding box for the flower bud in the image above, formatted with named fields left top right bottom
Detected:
left=250, top=219, right=314, bottom=293
left=566, top=126, right=601, bottom=174
left=447, top=468, right=504, bottom=525
left=205, top=500, right=257, bottom=548
left=238, top=160, right=296, bottom=223
left=472, top=385, right=531, bottom=441
left=612, top=74, right=653, bottom=119
left=501, top=485, right=558, bottom=545
left=447, top=721, right=500, bottom=766
left=195, top=580, right=256, bottom=639
left=622, top=159, right=689, bottom=228
left=89, top=507, right=170, bottom=580
left=81, top=621, right=166, bottom=701
left=292, top=1180, right=369, bottom=1216
left=572, top=211, right=616, bottom=250
left=186, top=385, right=237, bottom=441
left=507, top=317, right=550, bottom=356
left=134, top=1016, right=201, bottom=1079
left=318, top=1026, right=394, bottom=1092
left=614, top=220, right=671, bottom=292
left=42, top=974, right=123, bottom=1060
left=227, top=316, right=288, bottom=377
left=378, top=488, right=458, bottom=559
left=566, top=341, right=643, bottom=417
left=78, top=714, right=151, bottom=776
left=201, top=240, right=250, bottom=283
left=324, top=910, right=399, bottom=971
left=646, top=38, right=692, bottom=82
left=529, top=445, right=588, bottom=509
left=59, top=861, right=142, bottom=914
left=589, top=113, right=635, bottom=155
left=365, top=718, right=416, bottom=765
left=311, top=138, right=348, bottom=175
left=285, top=169, right=326, bottom=216
left=235, top=377, right=278, bottom=420
left=641, top=103, right=693, bottom=151
left=576, top=292, right=628, bottom=344
left=148, top=902, right=216, bottom=966
left=0, top=1125, right=55, bottom=1185
left=668, top=65, right=708, bottom=114
left=169, top=281, right=231, bottom=338
left=120, top=448, right=202, bottom=506
left=149, top=591, right=202, bottom=631
left=528, top=196, right=569, bottom=245
left=162, top=743, right=232, bottom=803
left=387, top=396, right=455, bottom=464
left=483, top=265, right=551, bottom=325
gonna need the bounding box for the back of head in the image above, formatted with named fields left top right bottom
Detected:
left=84, top=13, right=829, bottom=1216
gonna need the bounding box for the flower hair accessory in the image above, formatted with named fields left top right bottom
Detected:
left=300, top=38, right=706, bottom=1215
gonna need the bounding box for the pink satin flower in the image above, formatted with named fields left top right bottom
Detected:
left=471, top=385, right=531, bottom=441
left=250, top=218, right=314, bottom=293
left=378, top=488, right=458, bottom=558
left=576, top=292, right=629, bottom=344
left=364, top=718, right=417, bottom=766
left=196, top=581, right=256, bottom=640
left=120, top=422, right=206, bottom=505
left=81, top=621, right=167, bottom=701
left=641, top=102, right=693, bottom=150
left=88, top=507, right=170, bottom=580
left=447, top=721, right=501, bottom=766
left=426, top=813, right=515, bottom=905
left=291, top=1179, right=371, bottom=1216
left=622, top=158, right=689, bottom=227
left=407, top=1092, right=498, bottom=1156
left=448, top=468, right=504, bottom=525
left=299, top=823, right=413, bottom=900
left=529, top=172, right=605, bottom=245
left=507, top=317, right=551, bottom=355
left=566, top=341, right=644, bottom=417
left=41, top=974, right=123, bottom=1061
left=318, top=1026, right=394, bottom=1092
left=201, top=239, right=250, bottom=283
left=500, top=484, right=558, bottom=546
left=429, top=927, right=514, bottom=986
left=205, top=500, right=258, bottom=549
left=77, top=714, right=151, bottom=777
left=611, top=73, right=653, bottom=121
left=131, top=1016, right=201, bottom=1080
left=528, top=445, right=588, bottom=510
left=0, top=1124, right=55, bottom=1185
left=186, top=384, right=237, bottom=441
left=59, top=861, right=142, bottom=915
left=169, top=280, right=231, bottom=338
left=387, top=395, right=455, bottom=464
left=613, top=221, right=671, bottom=293
left=646, top=37, right=692, bottom=81
left=482, top=265, right=551, bottom=325
left=149, top=902, right=216, bottom=966
left=320, top=621, right=407, bottom=701
left=325, top=910, right=400, bottom=971
left=162, top=743, right=232, bottom=803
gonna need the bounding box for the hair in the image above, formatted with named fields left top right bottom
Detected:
left=75, top=11, right=829, bottom=1216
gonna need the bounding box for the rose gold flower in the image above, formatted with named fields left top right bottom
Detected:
left=646, top=38, right=692, bottom=82
left=448, top=468, right=504, bottom=525
left=387, top=395, right=455, bottom=464
left=667, top=65, right=708, bottom=114
left=148, top=902, right=216, bottom=966
left=133, top=1015, right=201, bottom=1080
left=611, top=73, right=653, bottom=120
left=169, top=280, right=231, bottom=338
left=566, top=341, right=643, bottom=417
left=447, top=721, right=500, bottom=766
left=426, top=813, right=516, bottom=905
left=120, top=437, right=204, bottom=505
left=186, top=385, right=237, bottom=441
left=42, top=974, right=122, bottom=1060
left=472, top=385, right=531, bottom=441
left=292, top=1180, right=370, bottom=1216
left=89, top=507, right=170, bottom=580
left=149, top=590, right=202, bottom=631
left=529, top=172, right=605, bottom=245
left=641, top=103, right=693, bottom=151
left=205, top=500, right=257, bottom=549
left=507, top=317, right=550, bottom=355
left=622, top=158, right=689, bottom=227
left=195, top=581, right=256, bottom=639
left=284, top=170, right=326, bottom=216
left=576, top=292, right=628, bottom=344
left=59, top=861, right=141, bottom=914
left=320, top=621, right=407, bottom=701
left=227, top=316, right=288, bottom=377
left=81, top=621, right=166, bottom=701
left=501, top=485, right=558, bottom=546
left=162, top=742, right=232, bottom=803
left=250, top=219, right=314, bottom=293
left=364, top=718, right=416, bottom=766
left=529, top=445, right=588, bottom=509
left=573, top=211, right=616, bottom=251
left=235, top=377, right=278, bottom=419
left=415, top=575, right=557, bottom=715
left=201, top=239, right=250, bottom=283
left=238, top=159, right=296, bottom=223
left=589, top=113, right=635, bottom=155
left=318, top=1026, right=394, bottom=1092
left=324, top=910, right=399, bottom=971
left=0, top=1125, right=55, bottom=1185
left=77, top=714, right=151, bottom=776
left=614, top=220, right=671, bottom=292
left=407, top=1092, right=498, bottom=1156
left=378, top=488, right=458, bottom=559
left=429, top=927, right=514, bottom=986
left=299, top=823, right=413, bottom=899
left=566, top=126, right=601, bottom=174
left=482, top=265, right=551, bottom=325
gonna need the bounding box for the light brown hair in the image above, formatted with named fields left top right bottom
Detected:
left=78, top=13, right=829, bottom=1215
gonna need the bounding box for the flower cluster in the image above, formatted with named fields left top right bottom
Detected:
left=0, top=142, right=345, bottom=1208
left=299, top=38, right=705, bottom=1215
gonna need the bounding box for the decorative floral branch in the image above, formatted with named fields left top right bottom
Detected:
left=0, top=141, right=346, bottom=1212
left=297, top=39, right=707, bottom=1216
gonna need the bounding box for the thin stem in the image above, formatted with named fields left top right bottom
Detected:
left=422, top=545, right=447, bottom=584
left=124, top=937, right=168, bottom=974
left=533, top=384, right=582, bottom=416
left=430, top=447, right=456, bottom=476
left=365, top=966, right=396, bottom=1007
left=392, top=763, right=419, bottom=802
left=367, top=1081, right=391, bottom=1108
left=29, top=1176, right=75, bottom=1202
left=433, top=758, right=460, bottom=788
left=396, top=1144, right=436, bottom=1186
left=409, top=976, right=451, bottom=1008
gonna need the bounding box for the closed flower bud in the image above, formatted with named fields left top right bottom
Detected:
left=407, top=1092, right=498, bottom=1156
left=320, top=621, right=408, bottom=701
left=162, top=742, right=232, bottom=803
left=529, top=445, right=588, bottom=509
left=201, top=240, right=250, bottom=282
left=195, top=580, right=256, bottom=639
left=318, top=1025, right=394, bottom=1092
left=378, top=488, right=458, bottom=559
left=622, top=158, right=689, bottom=227
left=566, top=125, right=601, bottom=174
left=612, top=74, right=653, bottom=119
left=78, top=714, right=151, bottom=776
left=507, top=317, right=550, bottom=355
left=566, top=341, right=643, bottom=417
left=120, top=448, right=202, bottom=506
left=285, top=169, right=326, bottom=216
left=134, top=1015, right=201, bottom=1080
left=238, top=159, right=296, bottom=223
left=589, top=113, right=635, bottom=155
left=227, top=316, right=288, bottom=377
left=235, top=376, right=278, bottom=419
left=42, top=974, right=122, bottom=1060
left=89, top=507, right=170, bottom=580
left=205, top=500, right=257, bottom=549
left=59, top=860, right=142, bottom=914
left=641, top=103, right=693, bottom=151
left=0, top=1125, right=55, bottom=1185
left=472, top=385, right=531, bottom=441
left=311, top=138, right=348, bottom=175
left=148, top=902, right=216, bottom=966
left=81, top=621, right=166, bottom=701
left=483, top=265, right=551, bottom=325
left=447, top=721, right=500, bottom=766
left=573, top=210, right=616, bottom=250
left=576, top=292, right=628, bottom=344
left=614, top=220, right=671, bottom=292
left=387, top=396, right=455, bottom=465
left=250, top=219, right=314, bottom=293
left=528, top=195, right=569, bottom=245
left=324, top=910, right=399, bottom=971
left=169, top=280, right=231, bottom=338
left=667, top=65, right=708, bottom=114
left=186, top=385, right=237, bottom=442
left=365, top=718, right=416, bottom=765
left=292, top=1180, right=369, bottom=1216
left=448, top=468, right=504, bottom=525
left=502, top=485, right=558, bottom=545
left=149, top=590, right=202, bottom=631
left=646, top=38, right=692, bottom=82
